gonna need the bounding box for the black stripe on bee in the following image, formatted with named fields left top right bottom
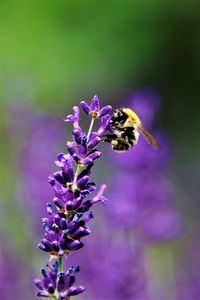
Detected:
left=112, top=141, right=131, bottom=152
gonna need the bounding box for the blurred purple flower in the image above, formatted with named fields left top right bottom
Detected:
left=0, top=247, right=20, bottom=299
left=0, top=239, right=33, bottom=300
left=68, top=232, right=149, bottom=300
left=9, top=105, right=65, bottom=232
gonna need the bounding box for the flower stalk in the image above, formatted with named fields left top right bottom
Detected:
left=86, top=117, right=95, bottom=140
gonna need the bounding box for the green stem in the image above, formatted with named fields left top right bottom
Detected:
left=58, top=256, right=63, bottom=273
left=72, top=164, right=81, bottom=191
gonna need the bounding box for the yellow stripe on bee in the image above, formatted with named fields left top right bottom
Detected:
left=122, top=108, right=141, bottom=125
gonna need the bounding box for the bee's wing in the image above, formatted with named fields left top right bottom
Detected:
left=137, top=124, right=158, bottom=149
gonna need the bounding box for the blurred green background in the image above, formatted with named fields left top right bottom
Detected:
left=1, top=0, right=200, bottom=159
left=1, top=0, right=200, bottom=299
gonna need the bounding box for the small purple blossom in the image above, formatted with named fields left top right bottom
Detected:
left=35, top=96, right=112, bottom=299
left=80, top=95, right=112, bottom=119
left=34, top=262, right=85, bottom=299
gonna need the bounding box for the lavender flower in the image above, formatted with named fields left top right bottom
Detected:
left=0, top=244, right=21, bottom=300
left=35, top=96, right=112, bottom=299
left=10, top=106, right=65, bottom=233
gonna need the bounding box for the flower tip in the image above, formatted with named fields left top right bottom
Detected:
left=93, top=94, right=99, bottom=100
left=90, top=95, right=100, bottom=111
left=79, top=285, right=86, bottom=292
left=100, top=184, right=107, bottom=193
left=80, top=101, right=90, bottom=115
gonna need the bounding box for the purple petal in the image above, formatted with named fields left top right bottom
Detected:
left=87, top=136, right=101, bottom=149
left=34, top=279, right=44, bottom=290
left=48, top=175, right=55, bottom=186
left=46, top=203, right=53, bottom=215
left=38, top=243, right=48, bottom=252
left=41, top=239, right=52, bottom=251
left=64, top=106, right=80, bottom=129
left=55, top=153, right=74, bottom=168
left=57, top=273, right=65, bottom=292
left=66, top=142, right=80, bottom=162
left=98, top=114, right=111, bottom=135
left=64, top=107, right=79, bottom=122
left=62, top=286, right=85, bottom=297
left=47, top=283, right=55, bottom=294
left=92, top=184, right=107, bottom=204
left=68, top=240, right=83, bottom=250
left=86, top=182, right=96, bottom=192
left=98, top=105, right=112, bottom=117
left=54, top=172, right=65, bottom=185
left=36, top=291, right=49, bottom=297
left=84, top=211, right=94, bottom=222
left=72, top=106, right=80, bottom=118
left=77, top=200, right=92, bottom=212
left=66, top=142, right=76, bottom=156
left=78, top=144, right=87, bottom=156
left=77, top=175, right=89, bottom=188
left=63, top=166, right=74, bottom=183
left=72, top=128, right=82, bottom=144
left=64, top=114, right=76, bottom=123
left=90, top=95, right=100, bottom=112
left=83, top=151, right=101, bottom=164
left=51, top=241, right=60, bottom=252
left=82, top=157, right=93, bottom=165
left=80, top=101, right=90, bottom=115
left=72, top=227, right=91, bottom=239
left=60, top=220, right=68, bottom=231
left=71, top=198, right=82, bottom=210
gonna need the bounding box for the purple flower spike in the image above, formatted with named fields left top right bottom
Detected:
left=80, top=95, right=112, bottom=119
left=35, top=95, right=112, bottom=299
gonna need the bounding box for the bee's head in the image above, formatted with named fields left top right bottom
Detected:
left=109, top=108, right=127, bottom=126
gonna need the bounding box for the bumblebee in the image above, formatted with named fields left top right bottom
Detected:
left=104, top=108, right=158, bottom=152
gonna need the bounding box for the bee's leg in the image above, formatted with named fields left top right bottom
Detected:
left=101, top=134, right=118, bottom=144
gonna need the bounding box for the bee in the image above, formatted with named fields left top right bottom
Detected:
left=103, top=108, right=158, bottom=152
